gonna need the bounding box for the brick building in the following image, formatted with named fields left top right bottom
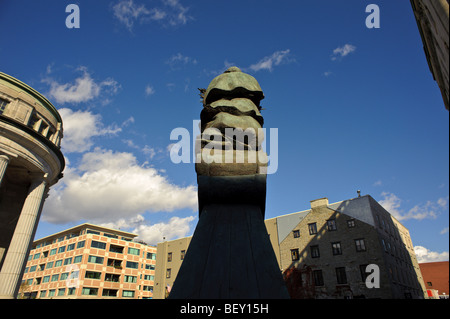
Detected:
left=419, top=261, right=449, bottom=298
left=20, top=224, right=156, bottom=299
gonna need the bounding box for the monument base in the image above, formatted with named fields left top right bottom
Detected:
left=168, top=203, right=290, bottom=299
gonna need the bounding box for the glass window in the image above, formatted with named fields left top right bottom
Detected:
left=51, top=274, right=59, bottom=282
left=64, top=257, right=73, bottom=265
left=58, top=246, right=66, bottom=253
left=85, top=271, right=102, bottom=280
left=50, top=248, right=57, bottom=255
left=122, top=290, right=135, bottom=298
left=128, top=247, right=140, bottom=256
left=355, top=239, right=366, bottom=252
left=347, top=219, right=355, bottom=228
left=290, top=248, right=300, bottom=261
left=73, top=255, right=83, bottom=263
left=308, top=223, right=317, bottom=235
left=332, top=242, right=342, bottom=255
left=55, top=260, right=63, bottom=267
left=91, top=241, right=106, bottom=249
left=167, top=252, right=172, bottom=262
left=77, top=241, right=85, bottom=249
left=310, top=245, right=320, bottom=258
left=124, top=275, right=137, bottom=283
left=82, top=287, right=98, bottom=296
left=126, top=261, right=138, bottom=269
left=166, top=268, right=171, bottom=278
left=313, top=270, right=324, bottom=286
left=67, top=243, right=75, bottom=251
left=0, top=98, right=9, bottom=114
left=88, top=255, right=104, bottom=264
left=43, top=276, right=50, bottom=283
left=293, top=230, right=300, bottom=238
left=180, top=250, right=186, bottom=260
left=336, top=267, right=347, bottom=284
left=327, top=219, right=337, bottom=231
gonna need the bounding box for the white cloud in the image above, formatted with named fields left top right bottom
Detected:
left=43, top=148, right=198, bottom=224
left=44, top=68, right=120, bottom=105
left=248, top=49, right=293, bottom=72
left=133, top=216, right=195, bottom=245
left=414, top=246, right=449, bottom=263
left=373, top=180, right=382, bottom=186
left=331, top=44, right=356, bottom=60
left=145, top=85, right=155, bottom=96
left=440, top=227, right=449, bottom=235
left=166, top=53, right=197, bottom=69
left=58, top=108, right=121, bottom=153
left=379, top=192, right=446, bottom=221
left=113, top=0, right=191, bottom=31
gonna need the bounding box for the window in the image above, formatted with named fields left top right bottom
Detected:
left=167, top=252, right=172, bottom=262
left=166, top=268, right=172, bottom=278
left=48, top=290, right=56, bottom=297
left=103, top=289, right=118, bottom=297
left=180, top=250, right=186, bottom=260
left=34, top=253, right=40, bottom=259
left=336, top=267, right=347, bottom=284
left=291, top=249, right=300, bottom=261
left=64, top=257, right=73, bottom=265
left=146, top=252, right=156, bottom=260
left=109, top=245, right=124, bottom=254
left=68, top=288, right=76, bottom=296
left=43, top=276, right=50, bottom=283
left=327, top=219, right=337, bottom=231
left=124, top=275, right=137, bottom=283
left=310, top=245, right=320, bottom=258
left=293, top=230, right=300, bottom=238
left=145, top=264, right=155, bottom=270
left=128, top=247, right=140, bottom=256
left=50, top=248, right=57, bottom=255
left=126, top=261, right=138, bottom=269
left=331, top=242, right=342, bottom=255
left=55, top=260, right=63, bottom=267
left=77, top=241, right=85, bottom=249
left=347, top=219, right=355, bottom=228
left=355, top=239, right=366, bottom=252
left=58, top=288, right=65, bottom=296
left=0, top=98, right=8, bottom=115
left=122, top=290, right=135, bottom=298
left=85, top=271, right=102, bottom=280
left=29, top=265, right=37, bottom=272
left=105, top=274, right=120, bottom=282
left=313, top=270, right=324, bottom=286
left=427, top=282, right=433, bottom=287
left=60, top=273, right=69, bottom=281
left=51, top=274, right=59, bottom=282
left=58, top=246, right=66, bottom=253
left=88, top=255, right=104, bottom=264
left=40, top=291, right=47, bottom=298
left=91, top=241, right=106, bottom=249
left=82, top=287, right=98, bottom=296
left=308, top=223, right=317, bottom=235
left=67, top=243, right=75, bottom=251
left=107, top=259, right=122, bottom=268
left=73, top=255, right=83, bottom=263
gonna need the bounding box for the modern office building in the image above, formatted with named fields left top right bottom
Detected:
left=0, top=72, right=65, bottom=299
left=419, top=261, right=449, bottom=298
left=410, top=0, right=449, bottom=110
left=20, top=224, right=156, bottom=299
left=154, top=194, right=426, bottom=299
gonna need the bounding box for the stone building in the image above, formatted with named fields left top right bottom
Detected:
left=277, top=196, right=426, bottom=299
left=154, top=195, right=426, bottom=299
left=0, top=72, right=65, bottom=298
left=419, top=261, right=449, bottom=298
left=410, top=0, right=449, bottom=110
left=20, top=224, right=156, bottom=299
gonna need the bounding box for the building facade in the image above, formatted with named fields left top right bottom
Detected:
left=154, top=195, right=426, bottom=299
left=277, top=196, right=425, bottom=299
left=419, top=261, right=449, bottom=298
left=20, top=224, right=156, bottom=299
left=410, top=0, right=449, bottom=110
left=0, top=72, right=65, bottom=298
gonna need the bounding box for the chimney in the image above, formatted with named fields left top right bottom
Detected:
left=310, top=197, right=329, bottom=209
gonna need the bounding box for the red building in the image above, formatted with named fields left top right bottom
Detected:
left=419, top=261, right=449, bottom=299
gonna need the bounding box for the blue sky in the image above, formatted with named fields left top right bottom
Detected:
left=1, top=0, right=448, bottom=263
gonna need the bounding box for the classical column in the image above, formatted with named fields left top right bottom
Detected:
left=0, top=174, right=48, bottom=299
left=0, top=154, right=10, bottom=187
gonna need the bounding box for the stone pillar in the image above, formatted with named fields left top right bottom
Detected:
left=0, top=154, right=10, bottom=187
left=0, top=175, right=48, bottom=299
